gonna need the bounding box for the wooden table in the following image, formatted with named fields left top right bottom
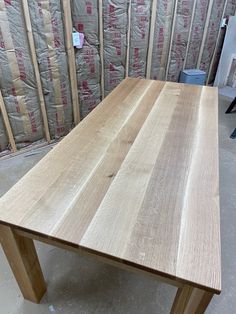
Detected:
left=0, top=78, right=221, bottom=313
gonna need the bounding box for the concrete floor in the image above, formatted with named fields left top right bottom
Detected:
left=0, top=94, right=235, bottom=314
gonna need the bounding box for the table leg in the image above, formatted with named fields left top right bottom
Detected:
left=171, top=285, right=214, bottom=314
left=0, top=225, right=46, bottom=303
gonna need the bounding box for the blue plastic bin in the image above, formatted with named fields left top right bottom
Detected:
left=179, top=69, right=206, bottom=86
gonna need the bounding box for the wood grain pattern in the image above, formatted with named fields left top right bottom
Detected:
left=171, top=285, right=214, bottom=314
left=0, top=78, right=220, bottom=294
left=61, top=0, right=80, bottom=124
left=0, top=225, right=46, bottom=303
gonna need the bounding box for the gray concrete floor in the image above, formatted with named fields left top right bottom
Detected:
left=0, top=94, right=235, bottom=313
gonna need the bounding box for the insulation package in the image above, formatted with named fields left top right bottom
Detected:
left=0, top=0, right=44, bottom=149
left=200, top=0, right=226, bottom=75
left=167, top=0, right=195, bottom=81
left=72, top=0, right=101, bottom=118
left=103, top=0, right=128, bottom=96
left=129, top=0, right=151, bottom=78
left=151, top=0, right=175, bottom=80
left=28, top=0, right=73, bottom=138
left=185, top=0, right=210, bottom=69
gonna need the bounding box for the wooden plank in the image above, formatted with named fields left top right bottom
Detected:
left=99, top=0, right=105, bottom=99
left=146, top=0, right=157, bottom=79
left=165, top=0, right=178, bottom=80
left=0, top=79, right=220, bottom=294
left=80, top=83, right=220, bottom=293
left=0, top=90, right=17, bottom=152
left=125, top=0, right=132, bottom=77
left=206, top=0, right=228, bottom=84
left=15, top=228, right=182, bottom=289
left=21, top=0, right=51, bottom=142
left=197, top=0, right=214, bottom=69
left=0, top=224, right=46, bottom=303
left=61, top=0, right=80, bottom=124
left=171, top=285, right=214, bottom=314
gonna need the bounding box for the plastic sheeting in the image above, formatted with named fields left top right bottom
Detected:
left=72, top=0, right=101, bottom=118
left=0, top=0, right=44, bottom=151
left=129, top=0, right=151, bottom=78
left=103, top=0, right=128, bottom=96
left=167, top=0, right=195, bottom=81
left=151, top=0, right=175, bottom=80
left=28, top=0, right=73, bottom=138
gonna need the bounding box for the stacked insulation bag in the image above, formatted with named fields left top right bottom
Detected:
left=72, top=0, right=101, bottom=118
left=167, top=0, right=195, bottom=81
left=151, top=0, right=175, bottom=80
left=0, top=0, right=44, bottom=151
left=129, top=0, right=151, bottom=77
left=103, top=0, right=128, bottom=96
left=185, top=0, right=210, bottom=69
left=28, top=0, right=73, bottom=138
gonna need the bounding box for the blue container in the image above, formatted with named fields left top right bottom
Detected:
left=179, top=69, right=206, bottom=86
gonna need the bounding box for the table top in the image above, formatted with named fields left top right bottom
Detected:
left=0, top=78, right=221, bottom=293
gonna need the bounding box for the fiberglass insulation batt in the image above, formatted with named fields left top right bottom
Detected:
left=0, top=0, right=44, bottom=149
left=129, top=0, right=151, bottom=78
left=103, top=0, right=128, bottom=96
left=28, top=0, right=73, bottom=138
left=151, top=0, right=175, bottom=80
left=167, top=0, right=195, bottom=81
left=72, top=0, right=101, bottom=118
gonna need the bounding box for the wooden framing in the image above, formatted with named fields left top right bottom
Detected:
left=0, top=91, right=17, bottom=152
left=61, top=0, right=81, bottom=124
left=206, top=0, right=228, bottom=84
left=98, top=0, right=105, bottom=99
left=146, top=0, right=157, bottom=79
left=125, top=0, right=132, bottom=77
left=165, top=0, right=178, bottom=81
left=21, top=0, right=51, bottom=143
left=197, top=0, right=214, bottom=69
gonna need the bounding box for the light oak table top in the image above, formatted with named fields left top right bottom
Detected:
left=0, top=78, right=221, bottom=297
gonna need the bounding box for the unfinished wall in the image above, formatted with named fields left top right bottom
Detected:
left=208, top=0, right=236, bottom=84
left=185, top=0, right=210, bottom=69
left=103, top=0, right=128, bottom=96
left=72, top=0, right=101, bottom=118
left=200, top=0, right=227, bottom=75
left=129, top=0, right=151, bottom=78
left=0, top=0, right=235, bottom=154
left=151, top=0, right=175, bottom=80
left=0, top=0, right=44, bottom=149
left=28, top=0, right=73, bottom=138
left=167, top=0, right=195, bottom=81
